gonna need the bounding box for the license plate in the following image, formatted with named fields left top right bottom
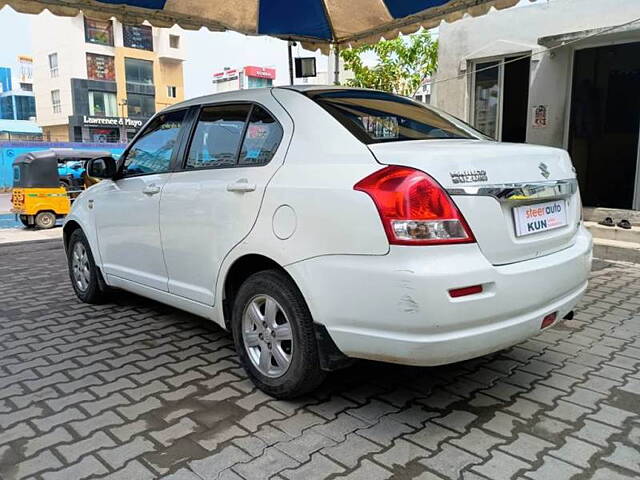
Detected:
left=513, top=200, right=568, bottom=237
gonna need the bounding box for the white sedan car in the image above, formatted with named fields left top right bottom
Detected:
left=64, top=86, right=592, bottom=398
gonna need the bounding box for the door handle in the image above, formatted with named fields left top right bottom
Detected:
left=142, top=184, right=161, bottom=195
left=227, top=179, right=256, bottom=193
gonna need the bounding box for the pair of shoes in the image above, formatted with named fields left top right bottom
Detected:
left=598, top=217, right=632, bottom=229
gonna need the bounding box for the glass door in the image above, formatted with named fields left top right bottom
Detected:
left=472, top=60, right=501, bottom=139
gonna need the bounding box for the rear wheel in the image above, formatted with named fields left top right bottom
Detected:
left=232, top=270, right=325, bottom=398
left=67, top=229, right=108, bottom=304
left=34, top=211, right=56, bottom=229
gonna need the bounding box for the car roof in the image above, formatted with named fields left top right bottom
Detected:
left=162, top=85, right=385, bottom=113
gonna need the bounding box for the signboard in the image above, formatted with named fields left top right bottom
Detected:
left=82, top=116, right=144, bottom=129
left=212, top=69, right=239, bottom=83
left=244, top=66, right=276, bottom=80
left=87, top=54, right=115, bottom=81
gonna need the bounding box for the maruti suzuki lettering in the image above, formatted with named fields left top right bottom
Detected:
left=64, top=87, right=593, bottom=398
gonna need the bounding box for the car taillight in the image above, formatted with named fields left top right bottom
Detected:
left=354, top=165, right=475, bottom=245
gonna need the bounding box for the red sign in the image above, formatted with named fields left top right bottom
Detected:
left=244, top=66, right=276, bottom=80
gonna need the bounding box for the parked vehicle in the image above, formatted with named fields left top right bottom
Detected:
left=11, top=149, right=110, bottom=228
left=58, top=160, right=85, bottom=189
left=64, top=87, right=593, bottom=397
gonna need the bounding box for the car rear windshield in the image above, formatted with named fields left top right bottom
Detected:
left=305, top=89, right=482, bottom=144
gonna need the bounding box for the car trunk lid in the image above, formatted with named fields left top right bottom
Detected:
left=368, top=139, right=581, bottom=265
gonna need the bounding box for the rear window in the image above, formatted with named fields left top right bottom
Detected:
left=305, top=89, right=482, bottom=144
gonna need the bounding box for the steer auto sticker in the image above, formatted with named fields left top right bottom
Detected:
left=513, top=200, right=568, bottom=237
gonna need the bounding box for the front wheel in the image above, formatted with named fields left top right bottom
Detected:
left=232, top=270, right=325, bottom=398
left=67, top=229, right=108, bottom=304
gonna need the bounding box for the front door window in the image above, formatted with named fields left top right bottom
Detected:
left=122, top=110, right=185, bottom=176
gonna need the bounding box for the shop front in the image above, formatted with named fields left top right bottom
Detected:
left=68, top=114, right=145, bottom=143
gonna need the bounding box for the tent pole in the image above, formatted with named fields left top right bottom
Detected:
left=288, top=41, right=294, bottom=85
left=333, top=44, right=340, bottom=85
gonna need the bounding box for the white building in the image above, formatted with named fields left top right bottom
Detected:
left=433, top=0, right=640, bottom=210
left=32, top=11, right=186, bottom=143
left=213, top=66, right=277, bottom=93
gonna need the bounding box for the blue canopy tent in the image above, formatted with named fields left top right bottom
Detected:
left=2, top=0, right=519, bottom=53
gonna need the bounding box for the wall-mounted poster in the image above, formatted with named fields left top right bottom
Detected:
left=532, top=105, right=548, bottom=129
left=86, top=53, right=115, bottom=81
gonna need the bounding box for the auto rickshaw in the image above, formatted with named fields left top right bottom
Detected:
left=11, top=149, right=111, bottom=229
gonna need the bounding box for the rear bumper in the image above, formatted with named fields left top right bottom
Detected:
left=286, top=226, right=592, bottom=366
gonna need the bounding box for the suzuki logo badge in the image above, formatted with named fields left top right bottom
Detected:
left=539, top=162, right=550, bottom=179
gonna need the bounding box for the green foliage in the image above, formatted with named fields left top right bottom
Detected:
left=340, top=30, right=438, bottom=96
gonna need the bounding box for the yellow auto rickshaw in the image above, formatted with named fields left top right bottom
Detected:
left=10, top=149, right=111, bottom=229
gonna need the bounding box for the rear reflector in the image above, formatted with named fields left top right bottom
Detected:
left=541, top=312, right=557, bottom=329
left=449, top=285, right=483, bottom=298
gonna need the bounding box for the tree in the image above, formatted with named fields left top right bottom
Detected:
left=340, top=30, right=438, bottom=97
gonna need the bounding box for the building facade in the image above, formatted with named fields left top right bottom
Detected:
left=212, top=66, right=277, bottom=93
left=0, top=58, right=36, bottom=121
left=32, top=12, right=185, bottom=143
left=434, top=0, right=640, bottom=210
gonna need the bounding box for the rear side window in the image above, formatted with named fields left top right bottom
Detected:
left=185, top=103, right=282, bottom=169
left=186, top=105, right=251, bottom=169
left=305, top=89, right=480, bottom=144
left=238, top=105, right=283, bottom=166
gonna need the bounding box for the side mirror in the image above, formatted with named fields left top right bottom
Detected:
left=87, top=156, right=117, bottom=179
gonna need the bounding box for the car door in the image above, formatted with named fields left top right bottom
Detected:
left=92, top=109, right=187, bottom=291
left=160, top=101, right=288, bottom=305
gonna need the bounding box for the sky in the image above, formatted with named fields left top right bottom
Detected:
left=0, top=6, right=328, bottom=99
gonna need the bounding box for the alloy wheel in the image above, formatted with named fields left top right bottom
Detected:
left=242, top=294, right=293, bottom=378
left=71, top=241, right=91, bottom=292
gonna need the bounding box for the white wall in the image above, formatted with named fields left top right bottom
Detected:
left=434, top=0, right=640, bottom=147
left=32, top=12, right=87, bottom=126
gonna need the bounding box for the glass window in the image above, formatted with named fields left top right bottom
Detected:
left=306, top=89, right=477, bottom=144
left=14, top=95, right=35, bottom=120
left=238, top=106, right=283, bottom=166
left=125, top=58, right=154, bottom=85
left=167, top=86, right=176, bottom=98
left=123, top=110, right=185, bottom=176
left=86, top=54, right=115, bottom=81
left=89, top=91, right=117, bottom=117
left=48, top=53, right=58, bottom=78
left=186, top=105, right=250, bottom=169
left=51, top=89, right=61, bottom=114
left=89, top=127, right=119, bottom=143
left=169, top=34, right=180, bottom=48
left=84, top=18, right=114, bottom=46
left=247, top=77, right=272, bottom=89
left=473, top=61, right=500, bottom=139
left=123, top=24, right=153, bottom=50
left=127, top=93, right=155, bottom=118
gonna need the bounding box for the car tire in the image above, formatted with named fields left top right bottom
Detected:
left=67, top=229, right=108, bottom=304
left=232, top=269, right=326, bottom=398
left=34, top=211, right=56, bottom=229
left=19, top=215, right=31, bottom=228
